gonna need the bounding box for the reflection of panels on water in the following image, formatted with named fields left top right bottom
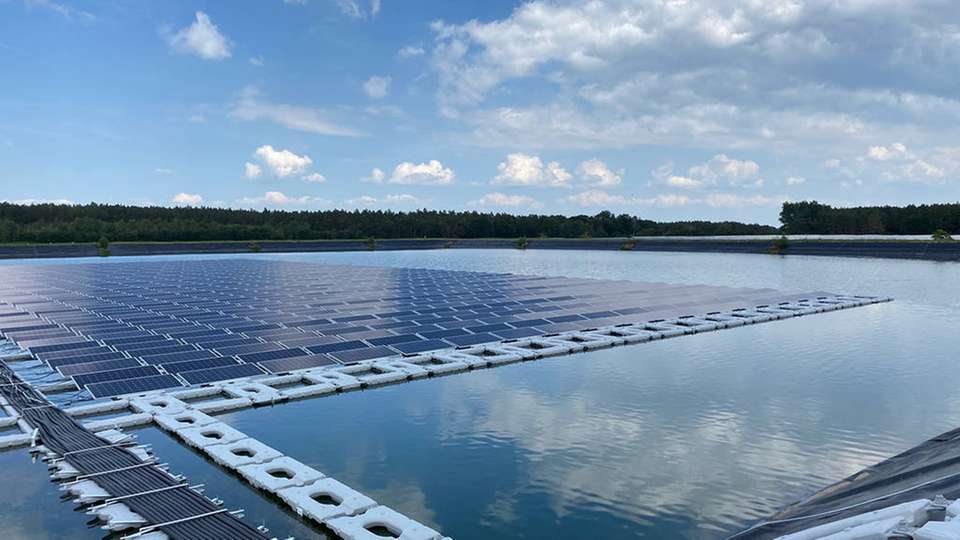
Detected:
left=0, top=259, right=888, bottom=399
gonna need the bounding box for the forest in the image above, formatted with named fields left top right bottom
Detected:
left=0, top=201, right=955, bottom=243
left=0, top=203, right=775, bottom=243
left=780, top=201, right=960, bottom=235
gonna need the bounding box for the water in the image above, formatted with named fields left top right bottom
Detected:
left=1, top=249, right=958, bottom=539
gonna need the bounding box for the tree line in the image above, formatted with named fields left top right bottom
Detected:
left=0, top=203, right=775, bottom=243
left=1, top=201, right=954, bottom=243
left=780, top=201, right=960, bottom=235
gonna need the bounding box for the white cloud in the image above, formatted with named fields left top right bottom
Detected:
left=428, top=1, right=960, bottom=156
left=469, top=192, right=541, bottom=208
left=302, top=172, right=326, bottom=183
left=363, top=76, right=391, bottom=99
left=253, top=145, right=313, bottom=177
left=171, top=192, right=203, bottom=205
left=24, top=0, right=94, bottom=22
left=249, top=55, right=264, bottom=66
left=9, top=198, right=75, bottom=205
left=398, top=45, right=425, bottom=59
left=656, top=154, right=763, bottom=189
left=244, top=162, right=262, bottom=179
left=337, top=0, right=380, bottom=19
left=785, top=176, right=806, bottom=185
left=703, top=193, right=784, bottom=208
left=153, top=168, right=175, bottom=175
left=563, top=190, right=692, bottom=208
left=493, top=153, right=571, bottom=187
left=362, top=168, right=385, bottom=183
left=389, top=160, right=454, bottom=185
left=166, top=11, right=231, bottom=60
left=577, top=159, right=621, bottom=187
left=238, top=191, right=328, bottom=206
left=230, top=87, right=361, bottom=137
left=346, top=194, right=427, bottom=206
left=868, top=142, right=908, bottom=161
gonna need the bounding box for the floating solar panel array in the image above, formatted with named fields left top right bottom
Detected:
left=0, top=259, right=842, bottom=399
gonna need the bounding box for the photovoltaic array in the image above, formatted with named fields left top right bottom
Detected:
left=0, top=259, right=832, bottom=399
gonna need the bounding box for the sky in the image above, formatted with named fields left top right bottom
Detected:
left=1, top=0, right=959, bottom=225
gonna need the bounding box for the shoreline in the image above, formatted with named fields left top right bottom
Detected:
left=1, top=237, right=958, bottom=261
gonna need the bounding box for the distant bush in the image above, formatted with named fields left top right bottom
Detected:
left=248, top=241, right=262, bottom=252
left=932, top=229, right=954, bottom=242
left=97, top=236, right=110, bottom=257
left=769, top=235, right=789, bottom=254
left=365, top=236, right=376, bottom=250
left=516, top=236, right=529, bottom=250
left=620, top=240, right=636, bottom=251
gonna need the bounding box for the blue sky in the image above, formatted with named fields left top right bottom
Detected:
left=2, top=0, right=959, bottom=224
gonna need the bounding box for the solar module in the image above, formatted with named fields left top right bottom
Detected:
left=86, top=374, right=183, bottom=399
left=0, top=258, right=841, bottom=399
left=178, top=363, right=266, bottom=385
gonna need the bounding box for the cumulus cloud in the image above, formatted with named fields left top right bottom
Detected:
left=166, top=11, right=231, bottom=60
left=363, top=76, right=391, bottom=99
left=171, top=193, right=203, bottom=205
left=428, top=0, right=960, bottom=155
left=493, top=153, right=571, bottom=187
left=564, top=190, right=692, bottom=208
left=577, top=159, right=622, bottom=187
left=785, top=176, right=806, bottom=186
left=703, top=193, right=784, bottom=208
left=301, top=172, right=326, bottom=183
left=9, top=197, right=75, bottom=205
left=244, top=162, right=262, bottom=179
left=249, top=55, right=264, bottom=66
left=468, top=192, right=541, bottom=208
left=868, top=143, right=908, bottom=161
left=230, top=87, right=361, bottom=137
left=238, top=191, right=328, bottom=207
left=656, top=155, right=763, bottom=189
left=253, top=145, right=313, bottom=177
left=362, top=168, right=386, bottom=183
left=389, top=160, right=454, bottom=185
left=346, top=194, right=427, bottom=206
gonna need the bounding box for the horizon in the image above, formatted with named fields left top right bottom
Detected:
left=3, top=1, right=960, bottom=224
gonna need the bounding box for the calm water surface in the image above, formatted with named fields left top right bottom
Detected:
left=1, top=250, right=959, bottom=539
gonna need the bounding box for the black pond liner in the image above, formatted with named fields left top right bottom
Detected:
left=731, top=426, right=960, bottom=539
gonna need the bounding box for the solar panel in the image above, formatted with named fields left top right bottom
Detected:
left=162, top=356, right=241, bottom=374
left=43, top=350, right=127, bottom=367
left=237, top=348, right=309, bottom=364
left=368, top=334, right=424, bottom=346
left=86, top=374, right=183, bottom=399
left=259, top=354, right=339, bottom=373
left=139, top=349, right=217, bottom=365
left=329, top=346, right=396, bottom=364
left=179, top=363, right=265, bottom=385
left=444, top=333, right=499, bottom=347
left=390, top=339, right=451, bottom=355
left=59, top=358, right=143, bottom=377
left=74, top=365, right=162, bottom=387
left=306, top=340, right=368, bottom=354
left=28, top=340, right=99, bottom=354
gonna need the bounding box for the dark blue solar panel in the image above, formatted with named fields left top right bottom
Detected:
left=162, top=356, right=240, bottom=374
left=307, top=340, right=368, bottom=354
left=58, top=358, right=143, bottom=377
left=508, top=318, right=550, bottom=328
left=28, top=340, right=99, bottom=354
left=140, top=348, right=217, bottom=365
left=100, top=334, right=166, bottom=346
left=546, top=314, right=589, bottom=323
left=86, top=374, right=183, bottom=399
left=74, top=365, right=162, bottom=387
left=237, top=348, right=309, bottom=363
left=179, top=363, right=265, bottom=385
left=444, top=333, right=499, bottom=347
left=368, top=334, right=423, bottom=346
left=465, top=323, right=512, bottom=333
left=391, top=339, right=450, bottom=355
left=329, top=346, right=396, bottom=364
left=419, top=328, right=469, bottom=340
left=259, top=354, right=338, bottom=373
left=44, top=350, right=126, bottom=367
left=493, top=327, right=544, bottom=340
